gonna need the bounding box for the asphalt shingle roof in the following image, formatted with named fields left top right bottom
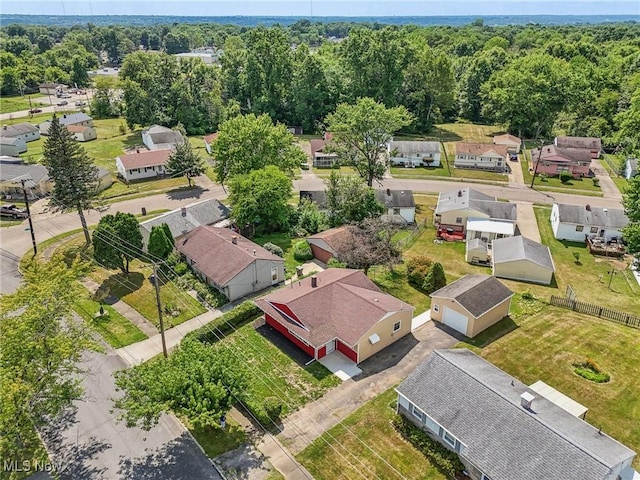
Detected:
left=556, top=204, right=628, bottom=229
left=555, top=136, right=602, bottom=151
left=435, top=188, right=517, bottom=221
left=396, top=350, right=635, bottom=480
left=492, top=236, right=555, bottom=270
left=1, top=123, right=38, bottom=137
left=117, top=149, right=172, bottom=169
left=430, top=274, right=513, bottom=318
left=455, top=142, right=508, bottom=157
left=389, top=140, right=440, bottom=155
left=144, top=125, right=185, bottom=146
left=0, top=160, right=49, bottom=187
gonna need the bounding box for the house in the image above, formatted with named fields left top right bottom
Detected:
left=388, top=141, right=441, bottom=168
left=493, top=133, right=521, bottom=154
left=0, top=157, right=51, bottom=199
left=429, top=274, right=513, bottom=337
left=310, top=138, right=338, bottom=168
left=115, top=149, right=172, bottom=182
left=491, top=236, right=555, bottom=285
left=255, top=268, right=414, bottom=364
left=396, top=349, right=638, bottom=480
left=530, top=145, right=592, bottom=178
left=1, top=123, right=40, bottom=144
left=176, top=226, right=284, bottom=301
left=550, top=203, right=629, bottom=243
left=139, top=198, right=229, bottom=251
left=465, top=218, right=515, bottom=243
left=141, top=125, right=185, bottom=151
left=454, top=143, right=508, bottom=172
left=306, top=226, right=351, bottom=264
left=39, top=113, right=93, bottom=135
left=299, top=190, right=328, bottom=210
left=0, top=137, right=26, bottom=156
left=554, top=136, right=602, bottom=159
left=203, top=132, right=218, bottom=155
left=38, top=83, right=64, bottom=95
left=434, top=188, right=517, bottom=237
left=625, top=158, right=638, bottom=180
left=67, top=125, right=97, bottom=142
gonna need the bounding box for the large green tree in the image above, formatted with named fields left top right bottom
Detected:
left=147, top=223, right=174, bottom=260
left=228, top=165, right=293, bottom=234
left=113, top=339, right=246, bottom=430
left=42, top=115, right=99, bottom=245
left=211, top=113, right=305, bottom=185
left=324, top=171, right=384, bottom=227
left=92, top=212, right=143, bottom=274
left=166, top=140, right=206, bottom=187
left=0, top=256, right=95, bottom=461
left=324, top=97, right=413, bottom=186
left=622, top=176, right=640, bottom=255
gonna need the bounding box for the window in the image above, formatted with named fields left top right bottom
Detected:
left=411, top=404, right=424, bottom=422
left=455, top=217, right=463, bottom=224
left=590, top=227, right=598, bottom=234
left=442, top=429, right=456, bottom=448
left=433, top=304, right=439, bottom=312
left=393, top=208, right=400, bottom=215
left=576, top=225, right=584, bottom=232
left=393, top=321, right=401, bottom=333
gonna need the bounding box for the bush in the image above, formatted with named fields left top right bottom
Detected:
left=327, top=257, right=347, bottom=268
left=392, top=415, right=465, bottom=477
left=521, top=290, right=535, bottom=301
left=262, top=242, right=284, bottom=257
left=573, top=358, right=610, bottom=383
left=293, top=240, right=313, bottom=261
left=174, top=262, right=188, bottom=276
left=560, top=172, right=573, bottom=184
left=592, top=177, right=599, bottom=187
left=406, top=256, right=433, bottom=290
left=184, top=301, right=261, bottom=344
left=263, top=397, right=283, bottom=421
left=423, top=262, right=446, bottom=294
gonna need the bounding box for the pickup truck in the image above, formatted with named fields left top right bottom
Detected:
left=0, top=204, right=29, bottom=219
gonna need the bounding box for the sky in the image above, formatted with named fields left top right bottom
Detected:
left=2, top=0, right=639, bottom=17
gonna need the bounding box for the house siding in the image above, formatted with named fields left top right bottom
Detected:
left=337, top=340, right=358, bottom=363
left=356, top=310, right=413, bottom=363
left=454, top=154, right=505, bottom=172
left=389, top=151, right=441, bottom=168
left=429, top=296, right=511, bottom=338
left=493, top=260, right=553, bottom=285
left=265, top=314, right=316, bottom=358
left=550, top=204, right=624, bottom=242
left=115, top=157, right=167, bottom=182
left=436, top=208, right=487, bottom=231
left=534, top=161, right=590, bottom=178
left=0, top=143, right=23, bottom=156
left=309, top=243, right=333, bottom=264
left=224, top=259, right=284, bottom=301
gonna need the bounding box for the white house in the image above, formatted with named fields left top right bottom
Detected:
left=550, top=203, right=628, bottom=242
left=388, top=141, right=441, bottom=168
left=0, top=137, right=26, bottom=156
left=1, top=123, right=40, bottom=144
left=116, top=149, right=172, bottom=182
left=141, top=125, right=185, bottom=151
left=454, top=142, right=508, bottom=172
left=625, top=158, right=638, bottom=180
left=67, top=125, right=97, bottom=142
left=203, top=132, right=218, bottom=155
left=39, top=113, right=93, bottom=135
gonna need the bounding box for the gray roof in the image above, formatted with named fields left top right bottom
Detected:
left=375, top=189, right=415, bottom=208
left=390, top=140, right=440, bottom=155
left=1, top=123, right=38, bottom=137
left=492, top=236, right=555, bottom=270
left=0, top=160, right=49, bottom=187
left=0, top=137, right=20, bottom=146
left=430, top=274, right=513, bottom=318
left=144, top=125, right=185, bottom=145
left=139, top=198, right=229, bottom=247
left=556, top=204, right=628, bottom=229
left=396, top=350, right=636, bottom=480
left=436, top=188, right=517, bottom=221
left=627, top=158, right=638, bottom=172
left=56, top=113, right=92, bottom=126
left=466, top=238, right=487, bottom=252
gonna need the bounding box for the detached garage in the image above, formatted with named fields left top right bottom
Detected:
left=430, top=274, right=514, bottom=338
left=492, top=236, right=555, bottom=285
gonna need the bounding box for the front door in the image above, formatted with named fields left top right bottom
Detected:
left=325, top=340, right=335, bottom=354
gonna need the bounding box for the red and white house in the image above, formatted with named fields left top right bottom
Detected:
left=531, top=145, right=592, bottom=178
left=254, top=269, right=414, bottom=364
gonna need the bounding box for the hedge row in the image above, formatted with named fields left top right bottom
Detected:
left=184, top=301, right=261, bottom=345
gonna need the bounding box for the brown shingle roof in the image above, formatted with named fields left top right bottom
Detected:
left=66, top=125, right=89, bottom=133
left=117, top=149, right=172, bottom=169
left=310, top=139, right=326, bottom=154
left=430, top=274, right=513, bottom=318
left=555, top=136, right=601, bottom=151
left=531, top=145, right=591, bottom=163
left=307, top=226, right=351, bottom=254
left=176, top=226, right=282, bottom=287
left=203, top=132, right=218, bottom=144
left=493, top=134, right=521, bottom=147
left=255, top=269, right=413, bottom=347
left=456, top=142, right=508, bottom=157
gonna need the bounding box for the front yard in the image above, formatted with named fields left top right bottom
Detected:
left=521, top=154, right=603, bottom=195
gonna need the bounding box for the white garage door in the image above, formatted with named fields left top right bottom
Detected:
left=443, top=307, right=469, bottom=334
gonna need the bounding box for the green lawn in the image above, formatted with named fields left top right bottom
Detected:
left=253, top=232, right=306, bottom=279
left=297, top=388, right=446, bottom=480
left=312, top=165, right=358, bottom=177
left=460, top=307, right=640, bottom=469
left=0, top=95, right=47, bottom=114
left=534, top=206, right=640, bottom=312
left=74, top=294, right=148, bottom=348
left=521, top=154, right=603, bottom=194
left=181, top=415, right=247, bottom=458
left=390, top=163, right=451, bottom=178
left=601, top=154, right=630, bottom=195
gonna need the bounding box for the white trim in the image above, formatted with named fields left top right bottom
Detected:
left=411, top=404, right=425, bottom=422
left=433, top=304, right=439, bottom=312
left=392, top=320, right=402, bottom=333
left=369, top=333, right=381, bottom=344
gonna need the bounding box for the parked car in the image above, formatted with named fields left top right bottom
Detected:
left=0, top=204, right=28, bottom=219
left=509, top=153, right=518, bottom=161
left=60, top=94, right=72, bottom=99
left=75, top=101, right=87, bottom=107
left=57, top=100, right=68, bottom=106
left=29, top=108, right=42, bottom=114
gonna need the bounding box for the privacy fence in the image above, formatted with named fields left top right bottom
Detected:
left=550, top=295, right=640, bottom=329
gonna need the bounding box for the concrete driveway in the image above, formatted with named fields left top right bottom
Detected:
left=591, top=158, right=623, bottom=200
left=515, top=202, right=542, bottom=242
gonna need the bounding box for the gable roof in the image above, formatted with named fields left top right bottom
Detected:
left=117, top=149, right=172, bottom=170
left=0, top=137, right=20, bottom=146
left=396, top=349, right=635, bottom=480
left=493, top=133, right=521, bottom=147
left=555, top=204, right=628, bottom=229
left=307, top=226, right=351, bottom=256
left=203, top=132, right=218, bottom=144
left=176, top=226, right=282, bottom=287
left=492, top=236, right=555, bottom=271
left=430, top=274, right=513, bottom=318
left=140, top=198, right=229, bottom=243
left=389, top=140, right=440, bottom=155
left=531, top=145, right=592, bottom=163
left=1, top=123, right=38, bottom=137
left=51, top=113, right=92, bottom=126
left=0, top=160, right=49, bottom=186
left=143, top=125, right=185, bottom=145
left=375, top=189, right=415, bottom=208
left=455, top=142, right=508, bottom=158
left=555, top=136, right=602, bottom=151
left=255, top=268, right=413, bottom=347
left=435, top=188, right=517, bottom=221
left=66, top=125, right=92, bottom=133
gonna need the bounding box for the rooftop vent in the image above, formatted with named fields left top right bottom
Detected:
left=457, top=190, right=463, bottom=197
left=181, top=207, right=186, bottom=217
left=311, top=275, right=318, bottom=288
left=520, top=392, right=535, bottom=410
left=231, top=235, right=238, bottom=245
left=603, top=208, right=608, bottom=215
left=386, top=188, right=391, bottom=196
left=253, top=249, right=256, bottom=256
left=585, top=204, right=591, bottom=211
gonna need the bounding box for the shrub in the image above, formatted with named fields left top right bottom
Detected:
left=572, top=251, right=581, bottom=264
left=592, top=177, right=599, bottom=187
left=263, top=397, right=283, bottom=421
left=184, top=301, right=261, bottom=344
left=521, top=290, right=535, bottom=301
left=174, top=262, right=188, bottom=276
left=560, top=172, right=573, bottom=184
left=327, top=257, right=347, bottom=268
left=423, top=262, right=446, bottom=294
left=263, top=242, right=284, bottom=257
left=573, top=358, right=610, bottom=383
left=392, top=415, right=465, bottom=477
left=293, top=240, right=313, bottom=261
left=406, top=256, right=432, bottom=290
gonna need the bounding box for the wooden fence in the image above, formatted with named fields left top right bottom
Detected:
left=550, top=295, right=640, bottom=329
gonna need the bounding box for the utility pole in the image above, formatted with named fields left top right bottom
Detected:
left=152, top=262, right=168, bottom=358
left=607, top=269, right=616, bottom=290
left=530, top=140, right=544, bottom=189
left=19, top=178, right=37, bottom=256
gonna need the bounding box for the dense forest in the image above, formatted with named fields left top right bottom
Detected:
left=1, top=20, right=639, bottom=152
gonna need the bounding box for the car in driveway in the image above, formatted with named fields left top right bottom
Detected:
left=0, top=204, right=28, bottom=219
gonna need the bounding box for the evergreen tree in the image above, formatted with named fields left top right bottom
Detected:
left=148, top=223, right=174, bottom=260
left=166, top=141, right=206, bottom=188
left=42, top=115, right=99, bottom=245
left=423, top=262, right=446, bottom=294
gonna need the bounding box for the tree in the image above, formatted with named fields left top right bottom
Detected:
left=324, top=171, right=384, bottom=227
left=622, top=176, right=640, bottom=255
left=212, top=113, right=305, bottom=185
left=228, top=165, right=293, bottom=234
left=92, top=212, right=143, bottom=274
left=113, top=339, right=246, bottom=430
left=70, top=55, right=90, bottom=88
left=324, top=98, right=413, bottom=186
left=0, top=256, right=95, bottom=460
left=42, top=115, right=99, bottom=245
left=166, top=141, right=206, bottom=187
left=423, top=262, right=447, bottom=294
left=91, top=76, right=120, bottom=118
left=622, top=223, right=640, bottom=257
left=293, top=197, right=329, bottom=235
left=147, top=223, right=174, bottom=260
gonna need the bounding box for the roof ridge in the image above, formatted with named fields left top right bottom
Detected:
left=436, top=351, right=620, bottom=471
left=335, top=282, right=392, bottom=313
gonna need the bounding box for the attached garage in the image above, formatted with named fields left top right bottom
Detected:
left=442, top=307, right=469, bottom=333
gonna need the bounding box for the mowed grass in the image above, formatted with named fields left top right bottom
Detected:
left=0, top=94, right=47, bottom=114
left=601, top=154, right=630, bottom=195
left=219, top=322, right=340, bottom=420
left=181, top=415, right=247, bottom=458
left=253, top=232, right=305, bottom=279
left=521, top=151, right=602, bottom=194
left=297, top=388, right=446, bottom=480
left=460, top=307, right=640, bottom=468
left=534, top=206, right=640, bottom=312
